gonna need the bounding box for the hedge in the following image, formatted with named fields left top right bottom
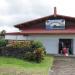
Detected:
left=0, top=40, right=46, bottom=63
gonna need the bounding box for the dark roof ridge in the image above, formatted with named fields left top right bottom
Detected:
left=15, top=14, right=75, bottom=28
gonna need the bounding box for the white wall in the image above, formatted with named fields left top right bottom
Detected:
left=28, top=35, right=59, bottom=54
left=28, top=35, right=75, bottom=54
left=5, top=35, right=27, bottom=40
left=5, top=34, right=75, bottom=54
left=73, top=39, right=75, bottom=54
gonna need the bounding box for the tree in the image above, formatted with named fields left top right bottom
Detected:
left=0, top=30, right=6, bottom=39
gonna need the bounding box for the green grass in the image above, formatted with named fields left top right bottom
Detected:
left=0, top=56, right=53, bottom=75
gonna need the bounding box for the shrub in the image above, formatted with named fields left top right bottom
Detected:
left=31, top=41, right=44, bottom=48
left=25, top=52, right=35, bottom=61
left=34, top=48, right=45, bottom=62
left=31, top=41, right=46, bottom=54
left=10, top=41, right=31, bottom=48
left=0, top=40, right=8, bottom=47
left=0, top=40, right=46, bottom=63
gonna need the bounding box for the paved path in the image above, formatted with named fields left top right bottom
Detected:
left=50, top=56, right=75, bottom=75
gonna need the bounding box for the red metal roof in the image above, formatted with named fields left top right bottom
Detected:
left=5, top=28, right=75, bottom=35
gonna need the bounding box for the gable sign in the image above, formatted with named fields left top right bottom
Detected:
left=45, top=19, right=65, bottom=30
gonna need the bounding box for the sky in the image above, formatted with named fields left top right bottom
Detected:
left=0, top=0, right=75, bottom=32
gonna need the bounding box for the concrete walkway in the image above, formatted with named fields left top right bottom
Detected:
left=50, top=56, right=75, bottom=75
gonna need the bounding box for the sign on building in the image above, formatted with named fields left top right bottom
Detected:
left=45, top=19, right=65, bottom=30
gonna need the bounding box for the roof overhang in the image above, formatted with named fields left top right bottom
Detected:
left=14, top=14, right=75, bottom=29
left=5, top=29, right=75, bottom=35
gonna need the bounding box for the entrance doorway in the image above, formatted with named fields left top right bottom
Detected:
left=59, top=39, right=73, bottom=55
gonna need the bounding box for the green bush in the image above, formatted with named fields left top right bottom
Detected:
left=0, top=40, right=46, bottom=63
left=25, top=52, right=35, bottom=61
left=23, top=41, right=46, bottom=62
left=33, top=48, right=44, bottom=62
left=0, top=40, right=8, bottom=47
left=31, top=41, right=46, bottom=54
left=31, top=41, right=44, bottom=48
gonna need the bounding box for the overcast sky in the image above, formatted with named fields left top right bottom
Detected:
left=0, top=0, right=75, bottom=32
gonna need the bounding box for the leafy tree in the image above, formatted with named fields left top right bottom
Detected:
left=0, top=30, right=6, bottom=36
left=0, top=30, right=6, bottom=39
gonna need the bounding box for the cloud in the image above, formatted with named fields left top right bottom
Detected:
left=0, top=25, right=19, bottom=32
left=6, top=0, right=33, bottom=15
left=50, top=0, right=75, bottom=17
left=0, top=0, right=10, bottom=15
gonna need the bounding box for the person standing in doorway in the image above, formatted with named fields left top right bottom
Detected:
left=63, top=46, right=68, bottom=56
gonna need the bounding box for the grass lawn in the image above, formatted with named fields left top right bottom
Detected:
left=0, top=56, right=53, bottom=75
